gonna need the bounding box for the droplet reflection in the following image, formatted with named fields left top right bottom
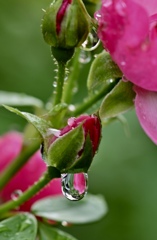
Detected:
left=11, top=189, right=23, bottom=200
left=61, top=173, right=88, bottom=201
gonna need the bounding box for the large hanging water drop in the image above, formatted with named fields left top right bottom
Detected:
left=61, top=173, right=88, bottom=201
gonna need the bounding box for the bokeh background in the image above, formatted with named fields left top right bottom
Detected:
left=1, top=1, right=157, bottom=239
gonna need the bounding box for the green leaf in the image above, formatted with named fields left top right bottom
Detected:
left=87, top=51, right=122, bottom=91
left=99, top=80, right=135, bottom=120
left=31, top=194, right=107, bottom=224
left=0, top=213, right=37, bottom=240
left=0, top=91, right=43, bottom=108
left=38, top=222, right=77, bottom=240
left=3, top=105, right=51, bottom=137
left=47, top=125, right=84, bottom=172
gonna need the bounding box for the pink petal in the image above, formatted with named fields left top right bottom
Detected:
left=134, top=86, right=157, bottom=144
left=0, top=132, right=62, bottom=211
left=96, top=0, right=157, bottom=91
left=0, top=132, right=23, bottom=170
left=134, top=0, right=157, bottom=16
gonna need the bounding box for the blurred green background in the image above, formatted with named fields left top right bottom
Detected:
left=1, top=1, right=157, bottom=239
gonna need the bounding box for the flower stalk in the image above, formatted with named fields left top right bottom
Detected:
left=0, top=141, right=40, bottom=190
left=0, top=166, right=60, bottom=216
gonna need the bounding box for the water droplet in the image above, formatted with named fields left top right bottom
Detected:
left=46, top=128, right=61, bottom=137
left=61, top=173, right=88, bottom=201
left=115, top=0, right=126, bottom=16
left=72, top=87, right=78, bottom=94
left=53, top=81, right=57, bottom=88
left=61, top=221, right=72, bottom=227
left=81, top=27, right=100, bottom=52
left=103, top=0, right=113, bottom=7
left=79, top=50, right=91, bottom=64
left=11, top=189, right=23, bottom=200
left=121, top=61, right=126, bottom=66
left=107, top=78, right=114, bottom=84
left=68, top=104, right=76, bottom=112
left=122, top=75, right=128, bottom=82
left=95, top=12, right=101, bottom=21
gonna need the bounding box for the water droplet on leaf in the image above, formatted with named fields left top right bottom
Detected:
left=61, top=172, right=88, bottom=201
left=11, top=189, right=23, bottom=200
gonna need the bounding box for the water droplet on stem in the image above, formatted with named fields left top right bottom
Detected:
left=11, top=189, right=23, bottom=200
left=79, top=50, right=91, bottom=64
left=61, top=173, right=88, bottom=201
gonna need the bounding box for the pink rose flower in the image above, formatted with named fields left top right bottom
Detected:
left=57, top=115, right=101, bottom=156
left=46, top=114, right=102, bottom=173
left=95, top=0, right=157, bottom=144
left=0, top=132, right=62, bottom=211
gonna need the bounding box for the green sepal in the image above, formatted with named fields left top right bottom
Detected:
left=38, top=222, right=78, bottom=240
left=0, top=213, right=37, bottom=240
left=69, top=134, right=93, bottom=173
left=3, top=105, right=51, bottom=137
left=51, top=47, right=75, bottom=63
left=99, top=80, right=135, bottom=120
left=42, top=0, right=90, bottom=49
left=47, top=124, right=84, bottom=173
left=87, top=51, right=122, bottom=91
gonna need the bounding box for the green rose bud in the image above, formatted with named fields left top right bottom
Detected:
left=41, top=0, right=91, bottom=49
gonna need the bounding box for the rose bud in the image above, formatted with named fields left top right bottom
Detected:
left=43, top=114, right=101, bottom=173
left=41, top=0, right=91, bottom=50
left=42, top=0, right=91, bottom=62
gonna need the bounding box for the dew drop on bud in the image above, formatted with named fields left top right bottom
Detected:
left=11, top=189, right=23, bottom=200
left=61, top=172, right=88, bottom=201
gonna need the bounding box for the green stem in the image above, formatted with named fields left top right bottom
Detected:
left=0, top=141, right=40, bottom=190
left=72, top=80, right=118, bottom=116
left=62, top=49, right=81, bottom=104
left=0, top=167, right=60, bottom=215
left=53, top=61, right=66, bottom=106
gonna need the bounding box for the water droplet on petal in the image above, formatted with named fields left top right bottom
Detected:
left=11, top=189, right=23, bottom=200
left=115, top=0, right=126, bottom=16
left=95, top=12, right=101, bottom=21
left=79, top=50, right=91, bottom=64
left=122, top=75, right=128, bottom=82
left=61, top=173, right=88, bottom=201
left=46, top=128, right=61, bottom=137
left=121, top=61, right=126, bottom=66
left=103, top=0, right=113, bottom=7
